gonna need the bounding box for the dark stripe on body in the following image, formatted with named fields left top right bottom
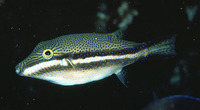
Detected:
left=56, top=44, right=148, bottom=60
left=29, top=57, right=135, bottom=76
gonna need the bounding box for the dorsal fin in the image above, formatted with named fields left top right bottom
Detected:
left=111, top=30, right=123, bottom=39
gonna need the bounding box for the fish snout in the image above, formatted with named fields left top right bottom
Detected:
left=15, top=62, right=24, bottom=75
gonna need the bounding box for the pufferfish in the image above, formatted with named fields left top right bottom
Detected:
left=15, top=30, right=176, bottom=86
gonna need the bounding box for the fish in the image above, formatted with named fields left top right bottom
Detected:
left=15, top=30, right=176, bottom=86
left=142, top=95, right=200, bottom=110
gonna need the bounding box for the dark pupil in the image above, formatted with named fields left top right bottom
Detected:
left=45, top=51, right=51, bottom=55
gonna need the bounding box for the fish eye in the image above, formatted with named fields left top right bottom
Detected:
left=45, top=51, right=51, bottom=55
left=42, top=49, right=53, bottom=59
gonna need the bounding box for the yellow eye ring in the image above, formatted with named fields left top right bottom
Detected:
left=42, top=49, right=53, bottom=59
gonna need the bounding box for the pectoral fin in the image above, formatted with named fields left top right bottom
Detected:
left=65, top=59, right=76, bottom=69
left=62, top=58, right=81, bottom=70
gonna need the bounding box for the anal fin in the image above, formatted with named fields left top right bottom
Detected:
left=115, top=69, right=128, bottom=88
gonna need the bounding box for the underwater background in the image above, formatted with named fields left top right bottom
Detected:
left=1, top=0, right=200, bottom=109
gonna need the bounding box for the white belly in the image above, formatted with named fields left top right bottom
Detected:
left=39, top=66, right=123, bottom=86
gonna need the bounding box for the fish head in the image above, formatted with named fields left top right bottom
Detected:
left=15, top=38, right=65, bottom=78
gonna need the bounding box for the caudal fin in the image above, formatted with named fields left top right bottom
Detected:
left=147, top=35, right=176, bottom=58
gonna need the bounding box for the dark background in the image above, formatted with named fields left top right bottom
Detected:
left=1, top=0, right=200, bottom=110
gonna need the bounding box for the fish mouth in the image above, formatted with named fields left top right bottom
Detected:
left=15, top=64, right=21, bottom=74
left=15, top=62, right=25, bottom=76
left=15, top=67, right=20, bottom=74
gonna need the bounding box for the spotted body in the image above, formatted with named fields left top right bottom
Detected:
left=15, top=30, right=176, bottom=86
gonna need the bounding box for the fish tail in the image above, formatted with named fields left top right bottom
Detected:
left=147, top=35, right=176, bottom=58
